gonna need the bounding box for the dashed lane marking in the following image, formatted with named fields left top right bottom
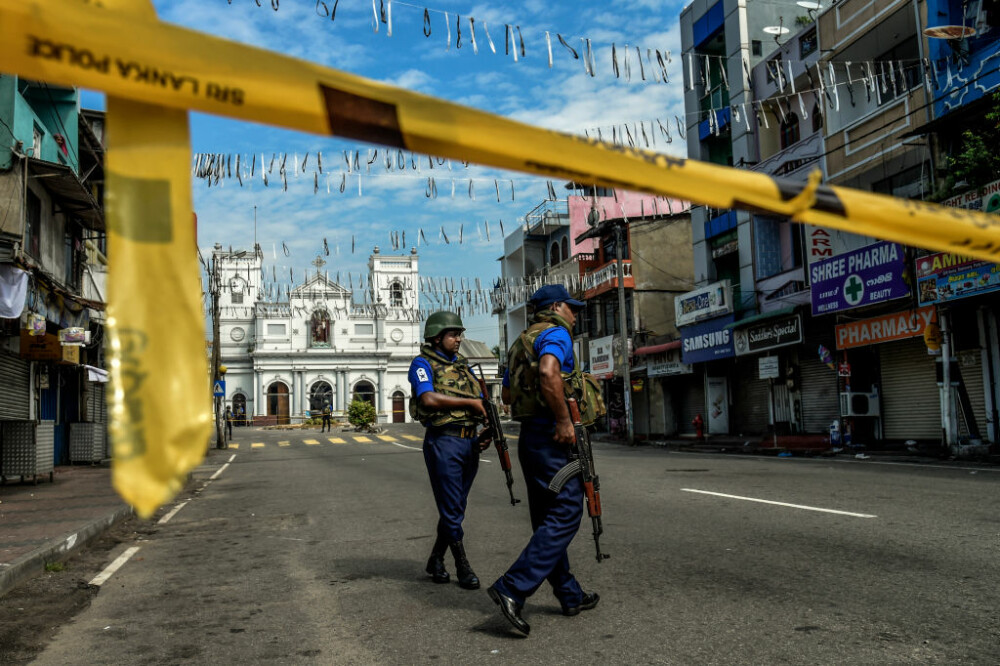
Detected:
left=251, top=442, right=265, bottom=449
left=303, top=439, right=320, bottom=445
left=354, top=436, right=372, bottom=443
left=401, top=435, right=422, bottom=441
left=90, top=546, right=141, bottom=587
left=377, top=435, right=398, bottom=442
left=327, top=437, right=346, bottom=444
left=278, top=441, right=290, bottom=447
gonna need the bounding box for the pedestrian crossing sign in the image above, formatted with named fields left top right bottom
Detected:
left=213, top=380, right=226, bottom=397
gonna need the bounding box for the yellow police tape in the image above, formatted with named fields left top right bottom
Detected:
left=3, top=0, right=1000, bottom=263
left=86, top=0, right=211, bottom=519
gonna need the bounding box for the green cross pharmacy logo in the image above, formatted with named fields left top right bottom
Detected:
left=844, top=274, right=865, bottom=306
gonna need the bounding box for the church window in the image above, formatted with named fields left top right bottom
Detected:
left=353, top=380, right=376, bottom=406
left=389, top=282, right=404, bottom=307
left=311, top=309, right=331, bottom=348
left=232, top=291, right=243, bottom=304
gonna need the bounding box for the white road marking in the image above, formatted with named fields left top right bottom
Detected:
left=390, top=442, right=422, bottom=452
left=157, top=501, right=189, bottom=525
left=90, top=546, right=141, bottom=586
left=681, top=488, right=877, bottom=518
left=210, top=462, right=231, bottom=480
left=387, top=440, right=491, bottom=463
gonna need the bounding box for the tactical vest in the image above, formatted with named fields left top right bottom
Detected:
left=507, top=311, right=606, bottom=426
left=410, top=343, right=482, bottom=427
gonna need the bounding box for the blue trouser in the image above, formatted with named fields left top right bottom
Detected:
left=423, top=431, right=480, bottom=543
left=492, top=424, right=584, bottom=608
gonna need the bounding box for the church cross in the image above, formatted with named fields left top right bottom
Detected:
left=312, top=255, right=327, bottom=275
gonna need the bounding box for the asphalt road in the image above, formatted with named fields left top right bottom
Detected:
left=29, top=423, right=1000, bottom=665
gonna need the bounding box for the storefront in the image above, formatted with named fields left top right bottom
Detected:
left=916, top=251, right=999, bottom=444
left=729, top=309, right=803, bottom=435
left=681, top=314, right=735, bottom=434
left=633, top=341, right=691, bottom=437
left=835, top=306, right=940, bottom=445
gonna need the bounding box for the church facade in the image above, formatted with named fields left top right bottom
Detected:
left=213, top=245, right=422, bottom=424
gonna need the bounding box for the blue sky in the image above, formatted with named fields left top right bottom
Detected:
left=84, top=0, right=689, bottom=347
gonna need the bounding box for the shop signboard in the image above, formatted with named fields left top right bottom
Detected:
left=681, top=315, right=735, bottom=364
left=733, top=313, right=802, bottom=356
left=647, top=347, right=693, bottom=377
left=835, top=306, right=936, bottom=350
left=675, top=280, right=732, bottom=326
left=915, top=252, right=1000, bottom=305
left=589, top=335, right=615, bottom=380
left=810, top=241, right=909, bottom=315
left=758, top=356, right=780, bottom=379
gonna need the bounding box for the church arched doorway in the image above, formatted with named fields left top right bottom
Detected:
left=310, top=381, right=334, bottom=414
left=392, top=391, right=406, bottom=423
left=267, top=381, right=290, bottom=425
left=232, top=393, right=247, bottom=426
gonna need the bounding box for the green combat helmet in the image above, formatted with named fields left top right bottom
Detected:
left=424, top=311, right=465, bottom=340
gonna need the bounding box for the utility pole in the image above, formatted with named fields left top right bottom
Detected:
left=210, top=250, right=226, bottom=449
left=615, top=221, right=634, bottom=446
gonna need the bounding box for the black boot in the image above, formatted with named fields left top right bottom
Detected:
left=449, top=540, right=480, bottom=590
left=425, top=535, right=450, bottom=584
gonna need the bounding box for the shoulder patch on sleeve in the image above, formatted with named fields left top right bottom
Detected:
left=416, top=367, right=430, bottom=383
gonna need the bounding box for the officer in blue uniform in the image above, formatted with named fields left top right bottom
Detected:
left=408, top=310, right=489, bottom=590
left=488, top=284, right=598, bottom=636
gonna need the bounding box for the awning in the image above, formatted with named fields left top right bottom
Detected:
left=27, top=158, right=104, bottom=231
left=724, top=306, right=797, bottom=330
left=634, top=340, right=682, bottom=355
left=83, top=364, right=109, bottom=383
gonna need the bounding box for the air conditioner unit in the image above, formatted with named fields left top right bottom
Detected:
left=840, top=391, right=880, bottom=417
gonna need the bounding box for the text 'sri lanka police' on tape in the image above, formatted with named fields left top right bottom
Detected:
left=2, top=1, right=1000, bottom=265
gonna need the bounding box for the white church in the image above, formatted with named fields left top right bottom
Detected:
left=213, top=244, right=426, bottom=424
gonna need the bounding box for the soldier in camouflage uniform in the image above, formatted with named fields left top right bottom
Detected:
left=408, top=311, right=489, bottom=590
left=488, top=285, right=599, bottom=636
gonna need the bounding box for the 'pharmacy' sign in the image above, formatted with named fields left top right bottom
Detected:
left=835, top=306, right=936, bottom=350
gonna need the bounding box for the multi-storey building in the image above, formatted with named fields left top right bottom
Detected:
left=494, top=189, right=691, bottom=439
left=678, top=0, right=998, bottom=451
left=0, top=75, right=108, bottom=472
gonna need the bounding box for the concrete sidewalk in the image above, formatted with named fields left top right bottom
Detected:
left=0, top=464, right=132, bottom=597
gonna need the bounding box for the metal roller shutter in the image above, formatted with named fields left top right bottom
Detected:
left=0, top=352, right=31, bottom=420
left=800, top=355, right=840, bottom=434
left=732, top=358, right=769, bottom=436
left=677, top=371, right=705, bottom=435
left=880, top=338, right=940, bottom=440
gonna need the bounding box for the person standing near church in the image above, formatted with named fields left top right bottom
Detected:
left=408, top=310, right=489, bottom=590
left=488, top=285, right=599, bottom=636
left=321, top=401, right=333, bottom=433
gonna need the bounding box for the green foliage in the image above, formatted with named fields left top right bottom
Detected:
left=45, top=561, right=65, bottom=573
left=936, top=92, right=1000, bottom=199
left=347, top=399, right=377, bottom=428
left=794, top=15, right=813, bottom=26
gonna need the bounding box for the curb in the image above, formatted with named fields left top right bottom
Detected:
left=0, top=503, right=134, bottom=598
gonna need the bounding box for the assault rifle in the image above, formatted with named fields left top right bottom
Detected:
left=548, top=397, right=609, bottom=563
left=469, top=364, right=520, bottom=506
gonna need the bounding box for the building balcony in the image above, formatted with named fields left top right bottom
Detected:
left=583, top=260, right=634, bottom=298
left=523, top=199, right=569, bottom=236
